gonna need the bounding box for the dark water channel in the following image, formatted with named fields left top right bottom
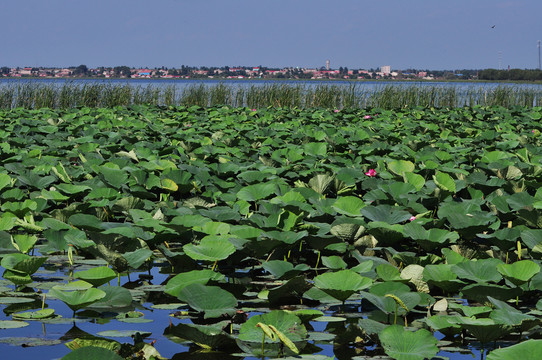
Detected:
left=0, top=261, right=490, bottom=360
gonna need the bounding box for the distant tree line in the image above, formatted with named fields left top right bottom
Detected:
left=478, top=69, right=542, bottom=81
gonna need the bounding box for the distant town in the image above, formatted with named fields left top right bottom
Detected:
left=1, top=65, right=483, bottom=81
left=2, top=65, right=541, bottom=81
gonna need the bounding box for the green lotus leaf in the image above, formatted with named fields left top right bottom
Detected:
left=0, top=320, right=30, bottom=329
left=304, top=142, right=327, bottom=157
left=52, top=280, right=93, bottom=291
left=291, top=309, right=325, bottom=323
left=268, top=276, right=312, bottom=306
left=404, top=223, right=459, bottom=251
left=0, top=336, right=62, bottom=346
left=160, top=178, right=178, bottom=192
left=404, top=172, right=425, bottom=191
left=196, top=221, right=231, bottom=235
left=1, top=253, right=47, bottom=284
left=487, top=339, right=542, bottom=360
left=55, top=183, right=92, bottom=195
left=460, top=283, right=523, bottom=303
left=49, top=287, right=106, bottom=312
left=236, top=183, right=277, bottom=201
left=358, top=318, right=389, bottom=336
left=454, top=316, right=511, bottom=344
left=507, top=192, right=535, bottom=211
left=448, top=302, right=492, bottom=317
left=0, top=297, right=35, bottom=304
left=165, top=269, right=225, bottom=298
left=10, top=234, right=38, bottom=254
left=74, top=266, right=117, bottom=287
left=97, top=329, right=151, bottom=338
left=122, top=248, right=154, bottom=269
left=388, top=159, right=415, bottom=176
left=0, top=173, right=13, bottom=192
left=376, top=264, right=403, bottom=282
left=68, top=213, right=103, bottom=231
left=425, top=315, right=461, bottom=337
left=98, top=166, right=129, bottom=189
left=314, top=269, right=372, bottom=302
left=423, top=264, right=465, bottom=293
left=183, top=236, right=236, bottom=262
left=379, top=325, right=438, bottom=360
left=452, top=258, right=504, bottom=283
left=332, top=196, right=365, bottom=216
left=441, top=248, right=468, bottom=264
left=90, top=286, right=133, bottom=309
left=262, top=260, right=310, bottom=279
left=12, top=308, right=55, bottom=320
left=433, top=171, right=456, bottom=193
left=41, top=189, right=70, bottom=201
left=497, top=260, right=540, bottom=286
left=176, top=284, right=237, bottom=319
left=362, top=291, right=421, bottom=316
left=263, top=230, right=308, bottom=244
left=361, top=205, right=412, bottom=224
left=164, top=320, right=236, bottom=350
left=64, top=344, right=128, bottom=360
left=237, top=310, right=307, bottom=357
left=321, top=255, right=347, bottom=270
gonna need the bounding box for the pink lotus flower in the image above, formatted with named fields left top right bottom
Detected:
left=365, top=169, right=377, bottom=177
left=533, top=130, right=536, bottom=133
left=252, top=109, right=257, bottom=112
left=364, top=115, right=372, bottom=119
left=409, top=216, right=416, bottom=221
left=334, top=109, right=340, bottom=113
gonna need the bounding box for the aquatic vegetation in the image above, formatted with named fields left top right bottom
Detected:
left=0, top=81, right=541, bottom=109
left=0, top=104, right=540, bottom=359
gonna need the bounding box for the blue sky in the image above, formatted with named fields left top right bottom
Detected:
left=3, top=0, right=541, bottom=70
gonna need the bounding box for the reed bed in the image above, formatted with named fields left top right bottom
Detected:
left=0, top=81, right=540, bottom=109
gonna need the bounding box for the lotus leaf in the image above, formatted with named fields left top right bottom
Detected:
left=89, top=286, right=133, bottom=309
left=0, top=320, right=30, bottom=329
left=12, top=308, right=55, bottom=320
left=236, top=183, right=277, bottom=201
left=497, top=260, right=540, bottom=286
left=237, top=310, right=307, bottom=357
left=460, top=283, right=523, bottom=303
left=164, top=320, right=236, bottom=350
left=452, top=258, right=504, bottom=283
left=62, top=346, right=124, bottom=360
left=455, top=316, right=511, bottom=344
left=183, top=236, right=236, bottom=262
left=74, top=266, right=117, bottom=287
left=48, top=287, right=106, bottom=312
left=165, top=269, right=225, bottom=298
left=332, top=196, right=365, bottom=216
left=262, top=260, right=310, bottom=279
left=487, top=339, right=542, bottom=360
left=379, top=325, right=438, bottom=360
left=176, top=284, right=237, bottom=318
left=314, top=269, right=372, bottom=302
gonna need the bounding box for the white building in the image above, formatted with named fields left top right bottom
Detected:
left=381, top=65, right=391, bottom=75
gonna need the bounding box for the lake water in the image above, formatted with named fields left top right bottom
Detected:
left=2, top=77, right=542, bottom=92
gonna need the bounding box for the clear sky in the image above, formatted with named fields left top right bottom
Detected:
left=3, top=0, right=541, bottom=70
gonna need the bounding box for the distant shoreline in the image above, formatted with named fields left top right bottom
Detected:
left=1, top=77, right=542, bottom=85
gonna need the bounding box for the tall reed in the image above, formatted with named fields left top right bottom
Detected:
left=0, top=81, right=540, bottom=109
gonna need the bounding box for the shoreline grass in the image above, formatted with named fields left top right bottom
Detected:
left=0, top=81, right=540, bottom=109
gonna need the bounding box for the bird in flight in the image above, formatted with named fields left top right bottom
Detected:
left=491, top=25, right=496, bottom=28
